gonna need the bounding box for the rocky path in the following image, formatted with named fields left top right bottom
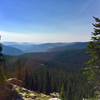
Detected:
left=14, top=85, right=61, bottom=100
left=0, top=78, right=61, bottom=100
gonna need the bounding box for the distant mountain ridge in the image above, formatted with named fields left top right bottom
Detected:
left=3, top=45, right=23, bottom=56
left=2, top=42, right=88, bottom=55
left=6, top=48, right=89, bottom=72
left=49, top=42, right=88, bottom=52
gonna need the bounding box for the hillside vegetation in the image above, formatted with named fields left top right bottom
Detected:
left=0, top=17, right=100, bottom=100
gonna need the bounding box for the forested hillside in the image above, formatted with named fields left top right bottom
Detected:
left=0, top=0, right=99, bottom=99
left=0, top=18, right=100, bottom=99
left=3, top=45, right=91, bottom=100
left=5, top=48, right=89, bottom=72
left=1, top=17, right=98, bottom=100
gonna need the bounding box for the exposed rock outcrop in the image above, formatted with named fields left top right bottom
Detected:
left=6, top=78, right=23, bottom=87
left=0, top=78, right=61, bottom=100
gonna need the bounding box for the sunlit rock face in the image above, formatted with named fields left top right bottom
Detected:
left=0, top=84, right=19, bottom=100
left=7, top=78, right=23, bottom=87
left=49, top=98, right=61, bottom=100
left=0, top=78, right=61, bottom=100
left=0, top=79, right=23, bottom=100
left=14, top=85, right=61, bottom=100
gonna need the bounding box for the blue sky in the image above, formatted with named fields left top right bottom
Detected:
left=0, top=0, right=100, bottom=43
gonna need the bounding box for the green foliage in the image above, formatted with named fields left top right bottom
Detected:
left=19, top=67, right=91, bottom=99
left=0, top=36, right=6, bottom=84
left=83, top=17, right=100, bottom=96
left=5, top=52, right=92, bottom=99
left=60, top=84, right=66, bottom=100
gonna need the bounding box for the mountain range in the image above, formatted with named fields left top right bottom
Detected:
left=4, top=42, right=89, bottom=71
left=2, top=42, right=88, bottom=55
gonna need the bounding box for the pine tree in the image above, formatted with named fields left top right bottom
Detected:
left=45, top=70, right=52, bottom=94
left=60, top=83, right=66, bottom=100
left=0, top=36, right=5, bottom=84
left=84, top=17, right=100, bottom=94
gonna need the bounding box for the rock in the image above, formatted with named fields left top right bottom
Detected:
left=0, top=84, right=18, bottom=100
left=6, top=78, right=23, bottom=87
left=0, top=79, right=24, bottom=100
left=49, top=98, right=61, bottom=100
left=0, top=79, right=61, bottom=100
left=50, top=92, right=60, bottom=98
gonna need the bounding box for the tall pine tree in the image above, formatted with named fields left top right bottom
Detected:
left=84, top=17, right=100, bottom=94
left=60, top=83, right=66, bottom=100
left=0, top=36, right=5, bottom=84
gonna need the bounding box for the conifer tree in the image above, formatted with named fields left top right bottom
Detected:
left=60, top=83, right=66, bottom=100
left=45, top=70, right=52, bottom=94
left=0, top=36, right=5, bottom=84
left=84, top=17, right=100, bottom=92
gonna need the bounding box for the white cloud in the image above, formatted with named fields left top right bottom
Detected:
left=0, top=30, right=90, bottom=43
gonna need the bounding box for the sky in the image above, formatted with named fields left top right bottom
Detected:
left=0, top=0, right=100, bottom=43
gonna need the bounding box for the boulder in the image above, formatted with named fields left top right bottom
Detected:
left=7, top=78, right=23, bottom=87
left=0, top=78, right=23, bottom=100
left=0, top=83, right=15, bottom=100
